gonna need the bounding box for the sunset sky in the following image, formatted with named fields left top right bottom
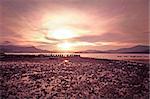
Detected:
left=0, top=0, right=149, bottom=51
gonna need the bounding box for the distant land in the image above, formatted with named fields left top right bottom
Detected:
left=0, top=45, right=149, bottom=54
left=107, top=45, right=149, bottom=53
left=0, top=45, right=51, bottom=53
left=75, top=45, right=149, bottom=54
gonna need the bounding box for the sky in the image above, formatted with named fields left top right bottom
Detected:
left=0, top=0, right=149, bottom=51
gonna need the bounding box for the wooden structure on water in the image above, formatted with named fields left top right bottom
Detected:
left=0, top=53, right=80, bottom=60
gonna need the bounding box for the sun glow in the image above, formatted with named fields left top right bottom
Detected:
left=48, top=28, right=78, bottom=40
left=42, top=11, right=101, bottom=51
left=57, top=42, right=73, bottom=51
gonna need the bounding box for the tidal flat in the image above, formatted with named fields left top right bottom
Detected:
left=0, top=57, right=149, bottom=99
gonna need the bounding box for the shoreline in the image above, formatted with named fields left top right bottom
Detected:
left=0, top=55, right=149, bottom=64
left=1, top=53, right=149, bottom=64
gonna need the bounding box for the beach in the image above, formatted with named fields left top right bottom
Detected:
left=0, top=57, right=149, bottom=99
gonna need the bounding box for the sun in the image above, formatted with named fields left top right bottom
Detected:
left=57, top=42, right=73, bottom=51
left=48, top=28, right=77, bottom=39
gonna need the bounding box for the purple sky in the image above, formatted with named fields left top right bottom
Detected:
left=0, top=0, right=149, bottom=51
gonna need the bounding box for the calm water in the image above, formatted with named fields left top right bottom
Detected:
left=6, top=53, right=149, bottom=60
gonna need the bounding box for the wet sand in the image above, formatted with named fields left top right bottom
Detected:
left=0, top=57, right=149, bottom=99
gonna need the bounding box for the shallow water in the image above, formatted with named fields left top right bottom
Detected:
left=6, top=53, right=149, bottom=60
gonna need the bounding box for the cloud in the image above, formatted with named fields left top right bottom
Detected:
left=0, top=0, right=148, bottom=50
left=73, top=32, right=148, bottom=44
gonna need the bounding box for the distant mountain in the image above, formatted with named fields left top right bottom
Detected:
left=75, top=50, right=105, bottom=53
left=0, top=45, right=50, bottom=53
left=108, top=45, right=149, bottom=53
left=76, top=45, right=149, bottom=54
left=0, top=44, right=149, bottom=53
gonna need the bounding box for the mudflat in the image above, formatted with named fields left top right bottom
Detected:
left=0, top=57, right=149, bottom=99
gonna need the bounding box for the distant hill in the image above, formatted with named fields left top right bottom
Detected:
left=108, top=45, right=149, bottom=53
left=0, top=45, right=50, bottom=53
left=76, top=45, right=149, bottom=54
left=75, top=50, right=105, bottom=53
left=0, top=45, right=149, bottom=54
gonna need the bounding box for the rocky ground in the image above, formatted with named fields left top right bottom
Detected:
left=0, top=57, right=149, bottom=99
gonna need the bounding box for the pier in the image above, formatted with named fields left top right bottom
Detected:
left=0, top=53, right=81, bottom=60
